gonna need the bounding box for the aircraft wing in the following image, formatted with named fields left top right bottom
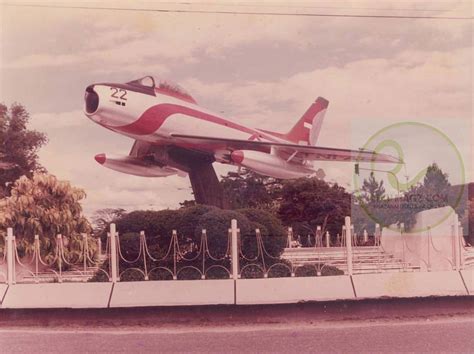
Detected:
left=171, top=134, right=401, bottom=163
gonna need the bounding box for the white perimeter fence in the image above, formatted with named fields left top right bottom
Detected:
left=1, top=215, right=472, bottom=286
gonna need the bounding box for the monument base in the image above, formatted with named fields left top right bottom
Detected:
left=167, top=147, right=226, bottom=209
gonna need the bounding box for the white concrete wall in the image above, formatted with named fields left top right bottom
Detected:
left=460, top=269, right=473, bottom=294
left=352, top=271, right=468, bottom=298
left=236, top=276, right=355, bottom=305
left=0, top=284, right=7, bottom=306
left=110, top=279, right=234, bottom=307
left=381, top=207, right=459, bottom=271
left=1, top=283, right=113, bottom=309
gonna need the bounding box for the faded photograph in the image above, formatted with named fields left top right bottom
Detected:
left=0, top=1, right=472, bottom=352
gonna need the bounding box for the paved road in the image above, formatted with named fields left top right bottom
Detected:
left=1, top=318, right=473, bottom=353
left=1, top=297, right=473, bottom=352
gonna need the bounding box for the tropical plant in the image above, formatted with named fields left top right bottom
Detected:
left=0, top=173, right=92, bottom=263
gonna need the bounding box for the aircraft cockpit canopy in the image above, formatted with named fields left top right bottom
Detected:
left=127, top=76, right=196, bottom=103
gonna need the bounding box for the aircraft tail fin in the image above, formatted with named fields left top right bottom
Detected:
left=284, top=97, right=329, bottom=145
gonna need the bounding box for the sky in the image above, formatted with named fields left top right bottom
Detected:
left=0, top=0, right=472, bottom=216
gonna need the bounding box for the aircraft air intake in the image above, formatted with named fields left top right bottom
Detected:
left=84, top=85, right=99, bottom=114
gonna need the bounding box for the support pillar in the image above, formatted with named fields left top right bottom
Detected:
left=188, top=163, right=225, bottom=208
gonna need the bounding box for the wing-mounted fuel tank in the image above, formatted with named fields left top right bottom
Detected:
left=229, top=150, right=315, bottom=179
left=94, top=154, right=186, bottom=177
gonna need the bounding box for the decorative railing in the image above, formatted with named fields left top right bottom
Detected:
left=0, top=215, right=471, bottom=285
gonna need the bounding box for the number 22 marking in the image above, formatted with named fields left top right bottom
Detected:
left=110, top=87, right=127, bottom=100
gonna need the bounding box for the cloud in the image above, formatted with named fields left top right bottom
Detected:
left=3, top=1, right=471, bottom=216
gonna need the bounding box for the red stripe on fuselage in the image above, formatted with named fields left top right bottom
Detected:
left=113, top=103, right=279, bottom=142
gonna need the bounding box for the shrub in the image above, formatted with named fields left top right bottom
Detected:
left=195, top=209, right=252, bottom=258
left=91, top=206, right=294, bottom=281
left=238, top=208, right=287, bottom=257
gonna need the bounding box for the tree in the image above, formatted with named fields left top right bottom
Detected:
left=220, top=170, right=283, bottom=211
left=0, top=173, right=91, bottom=242
left=352, top=172, right=387, bottom=234
left=0, top=103, right=47, bottom=197
left=278, top=177, right=351, bottom=239
left=423, top=163, right=450, bottom=193
left=91, top=208, right=126, bottom=234
left=361, top=172, right=386, bottom=203
left=356, top=163, right=456, bottom=231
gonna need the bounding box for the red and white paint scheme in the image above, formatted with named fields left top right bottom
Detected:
left=84, top=76, right=398, bottom=179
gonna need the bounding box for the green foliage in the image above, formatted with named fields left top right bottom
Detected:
left=220, top=170, right=283, bottom=211
left=95, top=206, right=290, bottom=281
left=361, top=172, right=386, bottom=203
left=293, top=264, right=344, bottom=277
left=0, top=173, right=91, bottom=242
left=354, top=163, right=459, bottom=231
left=278, top=177, right=351, bottom=238
left=195, top=208, right=251, bottom=258
left=114, top=209, right=183, bottom=248
left=0, top=103, right=47, bottom=197
left=177, top=204, right=218, bottom=238
left=92, top=208, right=126, bottom=234
left=238, top=208, right=287, bottom=257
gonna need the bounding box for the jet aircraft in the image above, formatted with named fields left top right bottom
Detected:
left=84, top=76, right=398, bottom=180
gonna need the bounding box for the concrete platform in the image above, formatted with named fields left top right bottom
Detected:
left=460, top=269, right=473, bottom=294
left=236, top=276, right=355, bottom=305
left=352, top=271, right=468, bottom=299
left=110, top=279, right=234, bottom=307
left=1, top=283, right=113, bottom=309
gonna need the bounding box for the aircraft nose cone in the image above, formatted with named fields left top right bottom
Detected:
left=95, top=153, right=106, bottom=165
left=84, top=85, right=99, bottom=114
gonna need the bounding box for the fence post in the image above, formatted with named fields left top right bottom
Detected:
left=35, top=235, right=40, bottom=281
left=231, top=219, right=239, bottom=280
left=109, top=223, right=118, bottom=283
left=375, top=224, right=381, bottom=246
left=453, top=213, right=461, bottom=271
left=57, top=234, right=63, bottom=283
left=351, top=224, right=356, bottom=247
left=345, top=216, right=353, bottom=275
left=325, top=231, right=330, bottom=248
left=363, top=229, right=368, bottom=244
left=316, top=226, right=322, bottom=247
left=287, top=227, right=293, bottom=248
left=427, top=226, right=431, bottom=272
left=140, top=231, right=149, bottom=280
left=398, top=223, right=407, bottom=271
left=459, top=223, right=464, bottom=269
left=6, top=228, right=15, bottom=285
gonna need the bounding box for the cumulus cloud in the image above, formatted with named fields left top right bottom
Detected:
left=2, top=0, right=471, bottom=215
